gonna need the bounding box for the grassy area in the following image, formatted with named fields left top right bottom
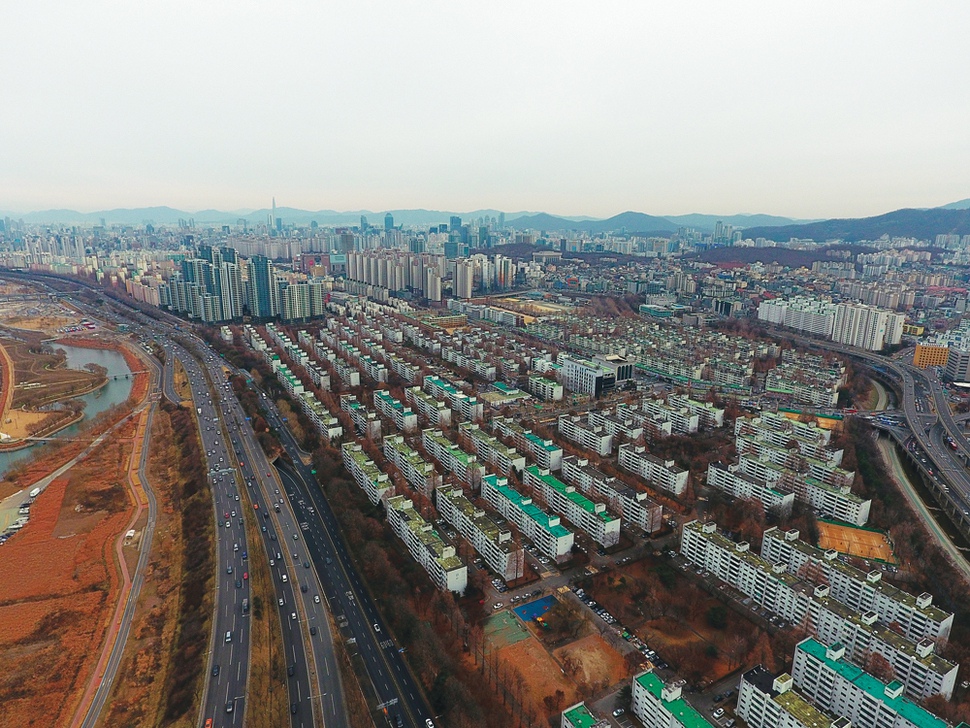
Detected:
left=96, top=404, right=187, bottom=726
left=173, top=358, right=192, bottom=401
left=326, top=609, right=375, bottom=728
left=238, top=472, right=288, bottom=728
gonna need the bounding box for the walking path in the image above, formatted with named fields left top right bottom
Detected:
left=876, top=436, right=970, bottom=583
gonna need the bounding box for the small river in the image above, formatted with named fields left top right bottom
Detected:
left=0, top=342, right=134, bottom=477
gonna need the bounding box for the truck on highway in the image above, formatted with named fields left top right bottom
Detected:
left=29, top=487, right=41, bottom=499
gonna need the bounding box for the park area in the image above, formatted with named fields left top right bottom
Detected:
left=817, top=519, right=896, bottom=563
left=483, top=592, right=634, bottom=722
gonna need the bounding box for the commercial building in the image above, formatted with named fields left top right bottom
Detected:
left=913, top=344, right=949, bottom=370
left=386, top=495, right=467, bottom=594
left=436, top=487, right=525, bottom=582
left=562, top=455, right=663, bottom=533
left=617, top=444, right=689, bottom=497
left=523, top=466, right=620, bottom=547
left=481, top=474, right=574, bottom=562
left=560, top=353, right=616, bottom=397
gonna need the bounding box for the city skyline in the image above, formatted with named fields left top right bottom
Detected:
left=3, top=2, right=969, bottom=218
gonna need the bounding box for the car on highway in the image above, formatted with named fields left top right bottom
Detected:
left=243, top=571, right=248, bottom=580
left=314, top=595, right=320, bottom=604
left=291, top=612, right=297, bottom=621
left=212, top=664, right=220, bottom=676
left=374, top=623, right=381, bottom=632
left=310, top=625, right=317, bottom=635
left=225, top=701, right=233, bottom=713
left=281, top=574, right=287, bottom=582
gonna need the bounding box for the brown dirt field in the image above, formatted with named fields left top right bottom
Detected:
left=818, top=520, right=895, bottom=563
left=5, top=315, right=77, bottom=332
left=0, top=419, right=136, bottom=727
left=1, top=408, right=54, bottom=439
left=554, top=633, right=630, bottom=690
left=499, top=636, right=578, bottom=719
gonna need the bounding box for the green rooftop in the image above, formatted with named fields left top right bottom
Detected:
left=562, top=703, right=597, bottom=728
left=635, top=672, right=713, bottom=728
left=526, top=466, right=617, bottom=523
left=484, top=475, right=572, bottom=538
left=798, top=638, right=947, bottom=728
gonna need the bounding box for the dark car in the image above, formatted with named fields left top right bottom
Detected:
left=212, top=664, right=220, bottom=676
left=291, top=702, right=299, bottom=715
left=287, top=663, right=295, bottom=676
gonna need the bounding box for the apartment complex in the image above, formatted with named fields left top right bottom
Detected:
left=529, top=375, right=564, bottom=401
left=523, top=466, right=621, bottom=547
left=632, top=672, right=713, bottom=728
left=792, top=638, right=963, bottom=728
left=435, top=487, right=525, bottom=582
left=491, top=417, right=564, bottom=471
left=481, top=474, right=574, bottom=561
left=558, top=414, right=614, bottom=456
left=373, top=389, right=418, bottom=433
left=423, top=375, right=484, bottom=421
left=341, top=442, right=393, bottom=505
left=382, top=435, right=442, bottom=497
left=386, top=495, right=467, bottom=594
left=405, top=386, right=452, bottom=427
left=421, top=429, right=484, bottom=489
left=459, top=422, right=527, bottom=476
left=617, top=444, right=689, bottom=497
left=681, top=522, right=957, bottom=701
left=562, top=455, right=663, bottom=533
left=706, top=462, right=795, bottom=517
left=340, top=394, right=382, bottom=440
left=762, top=527, right=953, bottom=644
left=758, top=297, right=904, bottom=352
left=737, top=667, right=847, bottom=728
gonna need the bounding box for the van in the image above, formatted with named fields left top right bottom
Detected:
left=225, top=631, right=232, bottom=643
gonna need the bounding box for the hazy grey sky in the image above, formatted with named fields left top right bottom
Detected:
left=3, top=1, right=969, bottom=219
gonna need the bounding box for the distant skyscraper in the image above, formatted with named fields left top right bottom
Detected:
left=247, top=255, right=278, bottom=319
left=498, top=212, right=505, bottom=228
left=360, top=215, right=368, bottom=231
left=450, top=215, right=462, bottom=232
left=385, top=212, right=394, bottom=231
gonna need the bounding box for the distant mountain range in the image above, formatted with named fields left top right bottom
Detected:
left=2, top=199, right=968, bottom=238
left=742, top=207, right=970, bottom=243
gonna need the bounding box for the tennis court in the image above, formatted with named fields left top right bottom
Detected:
left=817, top=519, right=896, bottom=563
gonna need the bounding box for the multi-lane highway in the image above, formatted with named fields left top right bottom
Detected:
left=252, top=383, right=437, bottom=728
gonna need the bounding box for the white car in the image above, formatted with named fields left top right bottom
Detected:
left=314, top=595, right=320, bottom=604
left=713, top=708, right=724, bottom=719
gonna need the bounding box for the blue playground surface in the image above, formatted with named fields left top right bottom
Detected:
left=513, top=594, right=555, bottom=622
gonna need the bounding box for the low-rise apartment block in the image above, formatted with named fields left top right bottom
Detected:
left=667, top=394, right=725, bottom=429
left=632, top=672, right=714, bottom=728
left=459, top=422, right=526, bottom=476
left=561, top=703, right=598, bottom=728
left=421, top=429, right=484, bottom=489
left=762, top=527, right=953, bottom=645
left=383, top=435, right=441, bottom=497
left=529, top=375, right=564, bottom=401
left=562, top=456, right=663, bottom=533
left=340, top=394, right=382, bottom=440
left=341, top=442, right=393, bottom=505
left=617, top=444, right=689, bottom=497
left=523, top=465, right=620, bottom=547
left=481, top=474, right=574, bottom=562
left=373, top=389, right=418, bottom=433
left=423, top=375, right=484, bottom=422
left=491, top=417, right=563, bottom=471
left=706, top=462, right=795, bottom=518
left=558, top=414, right=613, bottom=456
left=406, top=386, right=452, bottom=427
left=792, top=638, right=961, bottom=728
left=681, top=521, right=957, bottom=701
left=386, top=494, right=467, bottom=594
left=435, top=486, right=525, bottom=582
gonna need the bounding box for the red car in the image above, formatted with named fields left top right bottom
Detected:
left=243, top=572, right=248, bottom=580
